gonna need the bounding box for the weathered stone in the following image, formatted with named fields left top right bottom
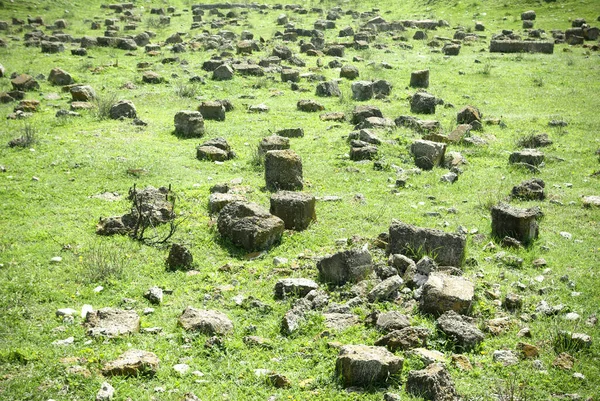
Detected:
left=213, top=64, right=234, bottom=80
left=319, top=312, right=356, bottom=331
left=48, top=68, right=73, bottom=86
left=116, top=38, right=137, bottom=50
left=275, top=128, right=304, bottom=138
left=178, top=307, right=233, bottom=335
left=297, top=99, right=324, bottom=112
left=436, top=311, right=484, bottom=349
left=217, top=201, right=284, bottom=251
left=317, top=249, right=372, bottom=286
left=491, top=203, right=541, bottom=244
left=269, top=191, right=315, bottom=230
left=274, top=278, right=318, bottom=299
left=41, top=41, right=64, bottom=53
left=336, top=345, right=403, bottom=387
left=493, top=350, right=519, bottom=366
left=208, top=193, right=245, bottom=214
left=281, top=68, right=299, bottom=83
left=70, top=85, right=96, bottom=101
left=96, top=381, right=114, bottom=401
left=265, top=150, right=303, bottom=191
left=198, top=101, right=226, bottom=121
left=174, top=110, right=204, bottom=137
left=406, top=363, right=456, bottom=401
left=511, top=178, right=545, bottom=201
left=411, top=91, right=436, bottom=114
left=109, top=100, right=136, bottom=119
left=144, top=286, right=163, bottom=304
left=281, top=298, right=312, bottom=335
left=351, top=105, right=383, bottom=125
left=490, top=40, right=553, bottom=54
left=373, top=79, right=392, bottom=97
left=197, top=137, right=235, bottom=161
left=442, top=43, right=460, bottom=56
left=456, top=105, right=481, bottom=125
left=315, top=80, right=341, bottom=97
left=410, top=69, right=429, bottom=88
left=259, top=135, right=290, bottom=155
left=420, top=273, right=474, bottom=316
left=166, top=243, right=193, bottom=271
left=372, top=311, right=411, bottom=332
left=85, top=308, right=140, bottom=337
left=375, top=326, right=430, bottom=351
left=389, top=221, right=466, bottom=267
left=582, top=195, right=600, bottom=208
left=367, top=275, right=403, bottom=303
left=142, top=71, right=163, bottom=84
left=521, top=10, right=536, bottom=20
left=11, top=74, right=39, bottom=91
left=350, top=143, right=378, bottom=161
left=233, top=63, right=265, bottom=76
left=351, top=81, right=373, bottom=101
left=411, top=139, right=446, bottom=170
left=340, top=65, right=359, bottom=80
left=509, top=149, right=544, bottom=166
left=102, top=349, right=159, bottom=377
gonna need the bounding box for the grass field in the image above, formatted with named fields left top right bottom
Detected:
left=0, top=0, right=599, bottom=399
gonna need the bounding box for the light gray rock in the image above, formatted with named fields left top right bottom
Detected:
left=336, top=345, right=403, bottom=387
left=85, top=308, right=140, bottom=338
left=102, top=349, right=159, bottom=377
left=274, top=278, right=319, bottom=299
left=178, top=307, right=233, bottom=335
left=420, top=273, right=474, bottom=316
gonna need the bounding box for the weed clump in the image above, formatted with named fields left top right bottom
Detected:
left=93, top=92, right=119, bottom=120
left=8, top=124, right=38, bottom=148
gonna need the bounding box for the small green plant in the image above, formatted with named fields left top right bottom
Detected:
left=480, top=60, right=494, bottom=75
left=175, top=82, right=201, bottom=98
left=493, top=374, right=531, bottom=401
left=93, top=92, right=118, bottom=120
left=248, top=147, right=264, bottom=170
left=532, top=76, right=544, bottom=87
left=8, top=123, right=38, bottom=148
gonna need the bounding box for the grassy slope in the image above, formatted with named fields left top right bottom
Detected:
left=0, top=0, right=599, bottom=400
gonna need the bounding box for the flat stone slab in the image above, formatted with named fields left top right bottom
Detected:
left=490, top=40, right=554, bottom=54
left=178, top=307, right=233, bottom=335
left=102, top=349, right=159, bottom=377
left=85, top=308, right=140, bottom=337
left=274, top=278, right=318, bottom=299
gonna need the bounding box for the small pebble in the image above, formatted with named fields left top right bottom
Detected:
left=50, top=256, right=62, bottom=264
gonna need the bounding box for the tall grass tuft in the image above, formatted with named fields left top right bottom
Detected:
left=8, top=123, right=38, bottom=148
left=93, top=92, right=119, bottom=120
left=78, top=242, right=127, bottom=285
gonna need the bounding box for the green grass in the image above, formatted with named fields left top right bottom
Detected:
left=1, top=0, right=599, bottom=400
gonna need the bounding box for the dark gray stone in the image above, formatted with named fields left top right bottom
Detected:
left=317, top=249, right=373, bottom=285
left=315, top=80, right=341, bottom=97
left=174, top=110, right=204, bottom=137
left=410, top=69, right=429, bottom=88
left=388, top=220, right=466, bottom=267
left=491, top=203, right=541, bottom=244
left=436, top=310, right=484, bottom=349
left=411, top=91, right=436, bottom=114
left=217, top=201, right=284, bottom=251
left=274, top=278, right=319, bottom=299
left=269, top=191, right=316, bottom=230
left=265, top=150, right=303, bottom=191
left=110, top=100, right=137, bottom=119
left=411, top=139, right=446, bottom=170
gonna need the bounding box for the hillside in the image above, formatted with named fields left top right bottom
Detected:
left=0, top=0, right=599, bottom=400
